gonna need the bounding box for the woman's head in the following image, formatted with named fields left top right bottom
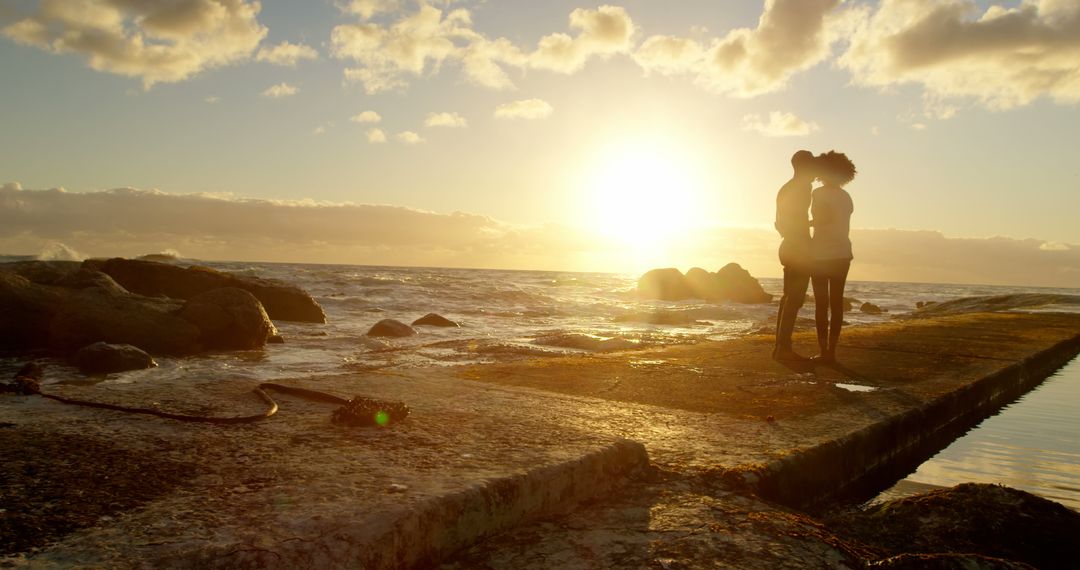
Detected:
left=816, top=151, right=856, bottom=186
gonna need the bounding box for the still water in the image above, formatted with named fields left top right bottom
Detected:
left=876, top=356, right=1080, bottom=510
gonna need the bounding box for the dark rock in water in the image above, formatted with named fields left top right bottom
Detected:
left=49, top=288, right=201, bottom=355
left=412, top=313, right=459, bottom=327
left=638, top=264, right=772, bottom=304
left=0, top=260, right=81, bottom=285
left=685, top=267, right=720, bottom=300
left=915, top=301, right=939, bottom=309
left=827, top=483, right=1080, bottom=569
left=331, top=396, right=410, bottom=427
left=54, top=268, right=129, bottom=296
left=268, top=334, right=285, bottom=344
left=367, top=319, right=417, bottom=337
left=178, top=288, right=277, bottom=350
left=0, top=272, right=64, bottom=349
left=860, top=302, right=885, bottom=315
left=714, top=263, right=773, bottom=304
left=843, top=297, right=857, bottom=312
left=136, top=253, right=179, bottom=263
left=637, top=268, right=694, bottom=301
left=84, top=258, right=326, bottom=323
left=74, top=342, right=157, bottom=374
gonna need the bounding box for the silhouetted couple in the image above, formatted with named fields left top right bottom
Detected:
left=774, top=150, right=857, bottom=364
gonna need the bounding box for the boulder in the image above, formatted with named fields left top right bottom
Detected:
left=54, top=268, right=129, bottom=296
left=685, top=267, right=722, bottom=300
left=84, top=258, right=326, bottom=323
left=714, top=263, right=773, bottom=304
left=637, top=268, right=694, bottom=301
left=412, top=313, right=459, bottom=328
left=178, top=288, right=277, bottom=350
left=0, top=260, right=81, bottom=285
left=0, top=272, right=65, bottom=349
left=367, top=319, right=418, bottom=338
left=48, top=288, right=201, bottom=355
left=74, top=342, right=157, bottom=374
left=860, top=302, right=884, bottom=315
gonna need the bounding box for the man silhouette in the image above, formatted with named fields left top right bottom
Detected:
left=773, top=150, right=816, bottom=361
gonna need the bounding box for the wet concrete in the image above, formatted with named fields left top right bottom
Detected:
left=2, top=312, right=1078, bottom=567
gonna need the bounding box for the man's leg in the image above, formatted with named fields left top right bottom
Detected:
left=775, top=265, right=810, bottom=358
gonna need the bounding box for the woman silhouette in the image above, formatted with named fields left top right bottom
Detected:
left=810, top=151, right=856, bottom=364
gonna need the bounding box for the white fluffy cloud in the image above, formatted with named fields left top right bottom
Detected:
left=396, top=131, right=424, bottom=144
left=1, top=0, right=267, bottom=88
left=529, top=5, right=637, bottom=74
left=633, top=0, right=844, bottom=97
left=494, top=99, right=553, bottom=120
left=839, top=0, right=1080, bottom=110
left=350, top=111, right=382, bottom=124
left=255, top=41, right=318, bottom=67
left=367, top=128, right=387, bottom=143
left=261, top=82, right=298, bottom=98
left=330, top=3, right=636, bottom=94
left=742, top=111, right=820, bottom=137
left=425, top=112, right=467, bottom=128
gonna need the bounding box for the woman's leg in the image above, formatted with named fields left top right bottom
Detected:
left=827, top=262, right=851, bottom=358
left=811, top=273, right=829, bottom=357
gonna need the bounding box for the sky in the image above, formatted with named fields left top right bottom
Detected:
left=1, top=0, right=1079, bottom=286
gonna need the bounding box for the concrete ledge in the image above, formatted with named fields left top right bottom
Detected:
left=172, top=439, right=648, bottom=568
left=743, top=335, right=1080, bottom=509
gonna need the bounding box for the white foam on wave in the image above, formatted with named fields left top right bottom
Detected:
left=35, top=241, right=84, bottom=261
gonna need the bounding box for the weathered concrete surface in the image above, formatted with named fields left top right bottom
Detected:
left=443, top=312, right=1080, bottom=568
left=2, top=313, right=1079, bottom=568
left=0, top=373, right=647, bottom=568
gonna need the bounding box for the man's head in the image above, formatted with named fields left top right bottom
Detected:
left=791, top=150, right=815, bottom=177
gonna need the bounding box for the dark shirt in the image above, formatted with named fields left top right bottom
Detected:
left=775, top=178, right=811, bottom=241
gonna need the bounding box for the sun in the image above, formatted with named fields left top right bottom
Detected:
left=580, top=138, right=708, bottom=252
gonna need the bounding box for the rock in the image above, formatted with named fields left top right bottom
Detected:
left=685, top=267, right=721, bottom=300
left=49, top=288, right=202, bottom=355
left=84, top=258, right=326, bottom=323
left=827, top=483, right=1080, bottom=569
left=178, top=288, right=277, bottom=350
left=916, top=301, right=938, bottom=309
left=868, top=552, right=1030, bottom=569
left=0, top=260, right=81, bottom=285
left=15, top=362, right=44, bottom=381
left=366, top=319, right=418, bottom=338
left=74, top=342, right=157, bottom=374
left=714, top=263, right=773, bottom=304
left=860, top=302, right=885, bottom=315
left=412, top=313, right=459, bottom=327
left=843, top=297, right=858, bottom=312
left=0, top=272, right=66, bottom=349
left=54, top=268, right=129, bottom=296
left=637, top=268, right=694, bottom=301
left=268, top=334, right=285, bottom=344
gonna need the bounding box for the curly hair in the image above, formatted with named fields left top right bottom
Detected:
left=816, top=151, right=856, bottom=186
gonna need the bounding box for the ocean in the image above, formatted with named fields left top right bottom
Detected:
left=4, top=257, right=1080, bottom=508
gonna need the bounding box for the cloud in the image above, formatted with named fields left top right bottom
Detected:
left=3, top=185, right=1078, bottom=286
left=255, top=41, right=318, bottom=67
left=494, top=99, right=553, bottom=120
left=529, top=5, right=637, bottom=74
left=633, top=0, right=845, bottom=97
left=350, top=110, right=382, bottom=124
left=205, top=96, right=220, bottom=104
left=396, top=131, right=424, bottom=144
left=330, top=3, right=634, bottom=94
left=839, top=0, right=1080, bottom=110
left=261, top=82, right=298, bottom=98
left=742, top=111, right=820, bottom=137
left=425, top=112, right=467, bottom=128
left=367, top=128, right=387, bottom=143
left=341, top=0, right=401, bottom=20
left=1, top=0, right=267, bottom=88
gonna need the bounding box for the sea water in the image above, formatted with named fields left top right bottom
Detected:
left=3, top=257, right=1080, bottom=508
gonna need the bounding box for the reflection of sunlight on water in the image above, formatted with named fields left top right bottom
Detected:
left=876, top=356, right=1080, bottom=509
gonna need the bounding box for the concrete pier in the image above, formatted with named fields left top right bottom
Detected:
left=2, top=312, right=1079, bottom=567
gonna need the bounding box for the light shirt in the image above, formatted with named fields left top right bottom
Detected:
left=811, top=185, right=853, bottom=261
